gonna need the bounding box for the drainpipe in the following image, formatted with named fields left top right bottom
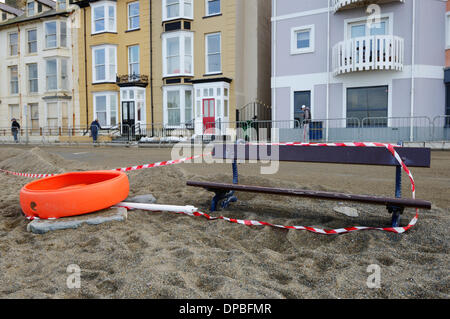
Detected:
left=326, top=1, right=330, bottom=142
left=272, top=0, right=277, bottom=125
left=410, top=0, right=416, bottom=142
left=83, top=6, right=89, bottom=131
left=149, top=0, right=155, bottom=136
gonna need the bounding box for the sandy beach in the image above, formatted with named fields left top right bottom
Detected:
left=0, top=145, right=448, bottom=299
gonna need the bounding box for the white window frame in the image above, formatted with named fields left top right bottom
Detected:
left=27, top=63, right=39, bottom=93
left=446, top=12, right=450, bottom=49
left=93, top=91, right=118, bottom=128
left=128, top=45, right=140, bottom=76
left=163, top=85, right=194, bottom=127
left=128, top=1, right=140, bottom=31
left=45, top=58, right=70, bottom=92
left=27, top=28, right=38, bottom=54
left=162, top=0, right=193, bottom=22
left=205, top=0, right=221, bottom=17
left=91, top=0, right=117, bottom=35
left=9, top=65, right=19, bottom=95
left=57, top=0, right=67, bottom=10
left=344, top=13, right=394, bottom=41
left=92, top=44, right=117, bottom=83
left=205, top=32, right=221, bottom=75
left=44, top=20, right=67, bottom=49
left=27, top=1, right=35, bottom=16
left=290, top=25, right=315, bottom=55
left=8, top=31, right=18, bottom=56
left=162, top=31, right=194, bottom=77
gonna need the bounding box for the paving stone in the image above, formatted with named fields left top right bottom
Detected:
left=27, top=207, right=127, bottom=234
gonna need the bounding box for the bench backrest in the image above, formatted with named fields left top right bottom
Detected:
left=213, top=144, right=431, bottom=168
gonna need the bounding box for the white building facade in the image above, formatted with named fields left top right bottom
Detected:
left=0, top=0, right=80, bottom=137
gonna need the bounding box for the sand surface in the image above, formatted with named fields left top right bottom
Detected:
left=0, top=145, right=448, bottom=299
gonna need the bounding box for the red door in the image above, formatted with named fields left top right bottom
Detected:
left=203, top=98, right=215, bottom=133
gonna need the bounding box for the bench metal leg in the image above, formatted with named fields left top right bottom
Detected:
left=388, top=165, right=404, bottom=227
left=209, top=160, right=239, bottom=212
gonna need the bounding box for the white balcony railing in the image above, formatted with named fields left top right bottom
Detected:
left=331, top=0, right=405, bottom=13
left=332, top=35, right=404, bottom=75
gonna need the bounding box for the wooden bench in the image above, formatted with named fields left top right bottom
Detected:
left=186, top=143, right=432, bottom=227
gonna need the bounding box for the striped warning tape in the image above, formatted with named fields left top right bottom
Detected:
left=0, top=142, right=420, bottom=234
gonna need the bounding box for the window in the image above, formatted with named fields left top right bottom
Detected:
left=93, top=92, right=118, bottom=127
left=348, top=19, right=388, bottom=39
left=347, top=86, right=388, bottom=127
left=164, top=86, right=193, bottom=126
left=57, top=0, right=67, bottom=10
left=293, top=91, right=311, bottom=127
left=92, top=45, right=117, bottom=83
left=60, top=21, right=67, bottom=47
left=206, top=0, right=220, bottom=16
left=46, top=59, right=58, bottom=90
left=27, top=29, right=37, bottom=53
left=28, top=63, right=39, bottom=93
left=9, top=66, right=18, bottom=95
left=29, top=103, right=39, bottom=130
left=206, top=32, right=221, bottom=74
left=45, top=58, right=69, bottom=91
left=91, top=1, right=116, bottom=34
left=9, top=105, right=20, bottom=122
left=2, top=13, right=7, bottom=21
left=9, top=32, right=18, bottom=56
left=163, top=0, right=193, bottom=21
left=291, top=25, right=314, bottom=55
left=47, top=102, right=58, bottom=127
left=128, top=1, right=140, bottom=30
left=163, top=31, right=193, bottom=77
left=45, top=22, right=57, bottom=48
left=45, top=21, right=57, bottom=48
left=128, top=45, right=140, bottom=76
left=27, top=1, right=35, bottom=16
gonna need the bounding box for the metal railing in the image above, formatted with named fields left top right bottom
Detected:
left=0, top=115, right=448, bottom=145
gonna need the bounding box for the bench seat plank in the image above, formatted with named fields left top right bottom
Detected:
left=213, top=145, right=431, bottom=168
left=186, top=181, right=432, bottom=210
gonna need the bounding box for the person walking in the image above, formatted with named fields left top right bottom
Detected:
left=11, top=118, right=20, bottom=143
left=302, top=105, right=311, bottom=143
left=90, top=119, right=102, bottom=144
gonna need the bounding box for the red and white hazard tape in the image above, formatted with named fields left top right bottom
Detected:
left=0, top=168, right=55, bottom=179
left=0, top=142, right=420, bottom=234
left=114, top=153, right=206, bottom=172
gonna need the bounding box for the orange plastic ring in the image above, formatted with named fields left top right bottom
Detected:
left=20, top=171, right=129, bottom=219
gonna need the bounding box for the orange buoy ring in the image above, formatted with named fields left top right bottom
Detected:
left=20, top=171, right=129, bottom=219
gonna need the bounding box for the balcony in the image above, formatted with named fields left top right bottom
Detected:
left=331, top=0, right=404, bottom=13
left=116, top=74, right=149, bottom=88
left=332, top=35, right=404, bottom=76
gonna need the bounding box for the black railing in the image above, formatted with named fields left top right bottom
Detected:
left=116, top=74, right=149, bottom=87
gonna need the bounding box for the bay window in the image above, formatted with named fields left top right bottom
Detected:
left=91, top=1, right=116, bottom=34
left=92, top=45, right=117, bottom=83
left=44, top=20, right=67, bottom=49
left=162, top=31, right=194, bottom=77
left=45, top=58, right=70, bottom=91
left=93, top=92, right=118, bottom=127
left=163, top=86, right=194, bottom=126
left=163, top=0, right=193, bottom=21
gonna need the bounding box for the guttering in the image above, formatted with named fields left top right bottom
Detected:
left=150, top=0, right=154, bottom=136
left=410, top=0, right=416, bottom=141
left=83, top=6, right=89, bottom=130
left=326, top=1, right=330, bottom=142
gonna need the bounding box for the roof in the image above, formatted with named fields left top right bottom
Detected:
left=36, top=0, right=56, bottom=9
left=0, top=7, right=68, bottom=28
left=0, top=3, right=24, bottom=16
